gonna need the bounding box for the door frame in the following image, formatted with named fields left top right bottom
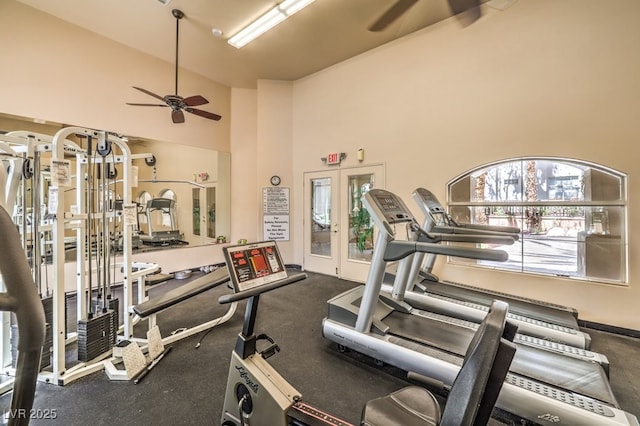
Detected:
left=303, top=164, right=385, bottom=282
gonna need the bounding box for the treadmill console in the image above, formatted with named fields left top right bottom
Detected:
left=364, top=189, right=415, bottom=228
left=414, top=188, right=447, bottom=216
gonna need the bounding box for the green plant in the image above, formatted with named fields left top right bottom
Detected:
left=352, top=207, right=373, bottom=252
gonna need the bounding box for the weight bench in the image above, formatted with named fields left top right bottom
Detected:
left=131, top=265, right=237, bottom=346
left=133, top=266, right=231, bottom=318
left=107, top=266, right=237, bottom=381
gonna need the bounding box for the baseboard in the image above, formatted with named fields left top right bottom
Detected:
left=582, top=320, right=640, bottom=339
left=285, top=264, right=303, bottom=271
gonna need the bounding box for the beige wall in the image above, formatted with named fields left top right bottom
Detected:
left=288, top=0, right=640, bottom=329
left=230, top=88, right=259, bottom=243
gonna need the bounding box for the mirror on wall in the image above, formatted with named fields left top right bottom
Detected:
left=0, top=112, right=231, bottom=253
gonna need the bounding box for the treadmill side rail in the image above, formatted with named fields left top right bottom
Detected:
left=323, top=319, right=639, bottom=426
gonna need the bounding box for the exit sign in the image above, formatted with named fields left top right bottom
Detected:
left=327, top=152, right=341, bottom=165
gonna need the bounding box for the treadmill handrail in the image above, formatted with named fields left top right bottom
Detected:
left=383, top=240, right=508, bottom=262
left=411, top=222, right=515, bottom=246
left=456, top=222, right=521, bottom=234
left=432, top=224, right=520, bottom=241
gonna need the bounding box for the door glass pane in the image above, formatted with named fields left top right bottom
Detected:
left=192, top=188, right=200, bottom=236
left=310, top=177, right=331, bottom=256
left=348, top=173, right=374, bottom=262
left=207, top=187, right=216, bottom=239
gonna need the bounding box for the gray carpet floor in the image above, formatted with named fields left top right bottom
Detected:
left=1, top=271, right=638, bottom=425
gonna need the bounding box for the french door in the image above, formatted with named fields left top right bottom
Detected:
left=192, top=184, right=218, bottom=245
left=303, top=165, right=384, bottom=282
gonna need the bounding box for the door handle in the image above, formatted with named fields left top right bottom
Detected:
left=332, top=223, right=339, bottom=233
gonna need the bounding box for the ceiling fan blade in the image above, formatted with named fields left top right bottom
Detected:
left=447, top=0, right=482, bottom=26
left=486, top=0, right=518, bottom=10
left=448, top=0, right=482, bottom=18
left=126, top=103, right=168, bottom=107
left=132, top=86, right=166, bottom=102
left=186, top=108, right=222, bottom=121
left=182, top=95, right=209, bottom=107
left=369, top=0, right=418, bottom=32
left=172, top=109, right=185, bottom=123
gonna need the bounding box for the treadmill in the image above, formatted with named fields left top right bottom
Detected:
left=323, top=189, right=638, bottom=426
left=380, top=196, right=609, bottom=371
left=380, top=188, right=593, bottom=350
left=139, top=198, right=184, bottom=246
left=411, top=187, right=582, bottom=331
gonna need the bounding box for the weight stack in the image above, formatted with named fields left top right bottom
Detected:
left=77, top=309, right=117, bottom=362
left=10, top=323, right=52, bottom=370
left=11, top=297, right=55, bottom=370
left=91, top=297, right=120, bottom=344
left=40, top=296, right=54, bottom=369
left=107, top=298, right=119, bottom=344
left=65, top=292, right=77, bottom=335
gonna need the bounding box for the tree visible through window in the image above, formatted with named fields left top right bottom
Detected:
left=448, top=158, right=627, bottom=283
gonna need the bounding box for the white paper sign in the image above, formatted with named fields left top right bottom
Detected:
left=263, top=187, right=290, bottom=241
left=122, top=204, right=137, bottom=227
left=51, top=159, right=71, bottom=187
left=263, top=215, right=290, bottom=241
left=47, top=187, right=59, bottom=214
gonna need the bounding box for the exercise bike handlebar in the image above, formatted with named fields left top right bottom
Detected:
left=383, top=240, right=509, bottom=262
left=218, top=272, right=308, bottom=304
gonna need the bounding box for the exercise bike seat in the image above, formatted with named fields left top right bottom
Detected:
left=361, top=386, right=440, bottom=426
left=361, top=300, right=516, bottom=426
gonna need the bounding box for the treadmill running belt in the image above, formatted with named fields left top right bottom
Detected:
left=425, top=279, right=579, bottom=329
left=382, top=311, right=617, bottom=406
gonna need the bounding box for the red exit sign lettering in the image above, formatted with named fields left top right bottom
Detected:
left=327, top=152, right=341, bottom=165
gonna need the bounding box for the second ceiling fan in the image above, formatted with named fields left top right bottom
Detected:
left=127, top=9, right=221, bottom=124
left=368, top=0, right=484, bottom=32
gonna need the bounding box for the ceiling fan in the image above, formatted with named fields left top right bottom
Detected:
left=126, top=9, right=221, bottom=124
left=368, top=0, right=514, bottom=32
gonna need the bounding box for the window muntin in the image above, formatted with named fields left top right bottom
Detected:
left=448, top=158, right=627, bottom=283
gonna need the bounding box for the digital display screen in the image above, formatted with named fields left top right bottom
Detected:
left=223, top=241, right=287, bottom=293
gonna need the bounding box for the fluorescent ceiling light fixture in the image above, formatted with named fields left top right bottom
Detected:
left=228, top=0, right=316, bottom=48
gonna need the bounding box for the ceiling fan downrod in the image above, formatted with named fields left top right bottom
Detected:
left=172, top=9, right=184, bottom=96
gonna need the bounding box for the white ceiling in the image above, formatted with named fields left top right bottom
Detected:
left=16, top=0, right=500, bottom=89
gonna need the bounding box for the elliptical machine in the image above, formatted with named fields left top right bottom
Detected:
left=218, top=240, right=516, bottom=426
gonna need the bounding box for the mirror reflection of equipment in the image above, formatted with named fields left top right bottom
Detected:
left=140, top=197, right=185, bottom=246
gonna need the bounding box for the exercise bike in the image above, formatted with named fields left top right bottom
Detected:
left=218, top=240, right=517, bottom=426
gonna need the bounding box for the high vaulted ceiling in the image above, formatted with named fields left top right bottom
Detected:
left=16, top=0, right=510, bottom=89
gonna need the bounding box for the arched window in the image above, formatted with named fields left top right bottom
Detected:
left=447, top=157, right=627, bottom=283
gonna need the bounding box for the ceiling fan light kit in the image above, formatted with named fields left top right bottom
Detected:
left=228, top=0, right=316, bottom=49
left=126, top=9, right=222, bottom=123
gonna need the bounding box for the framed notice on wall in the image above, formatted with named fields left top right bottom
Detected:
left=263, top=187, right=290, bottom=241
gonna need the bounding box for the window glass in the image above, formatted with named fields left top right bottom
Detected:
left=448, top=158, right=627, bottom=283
